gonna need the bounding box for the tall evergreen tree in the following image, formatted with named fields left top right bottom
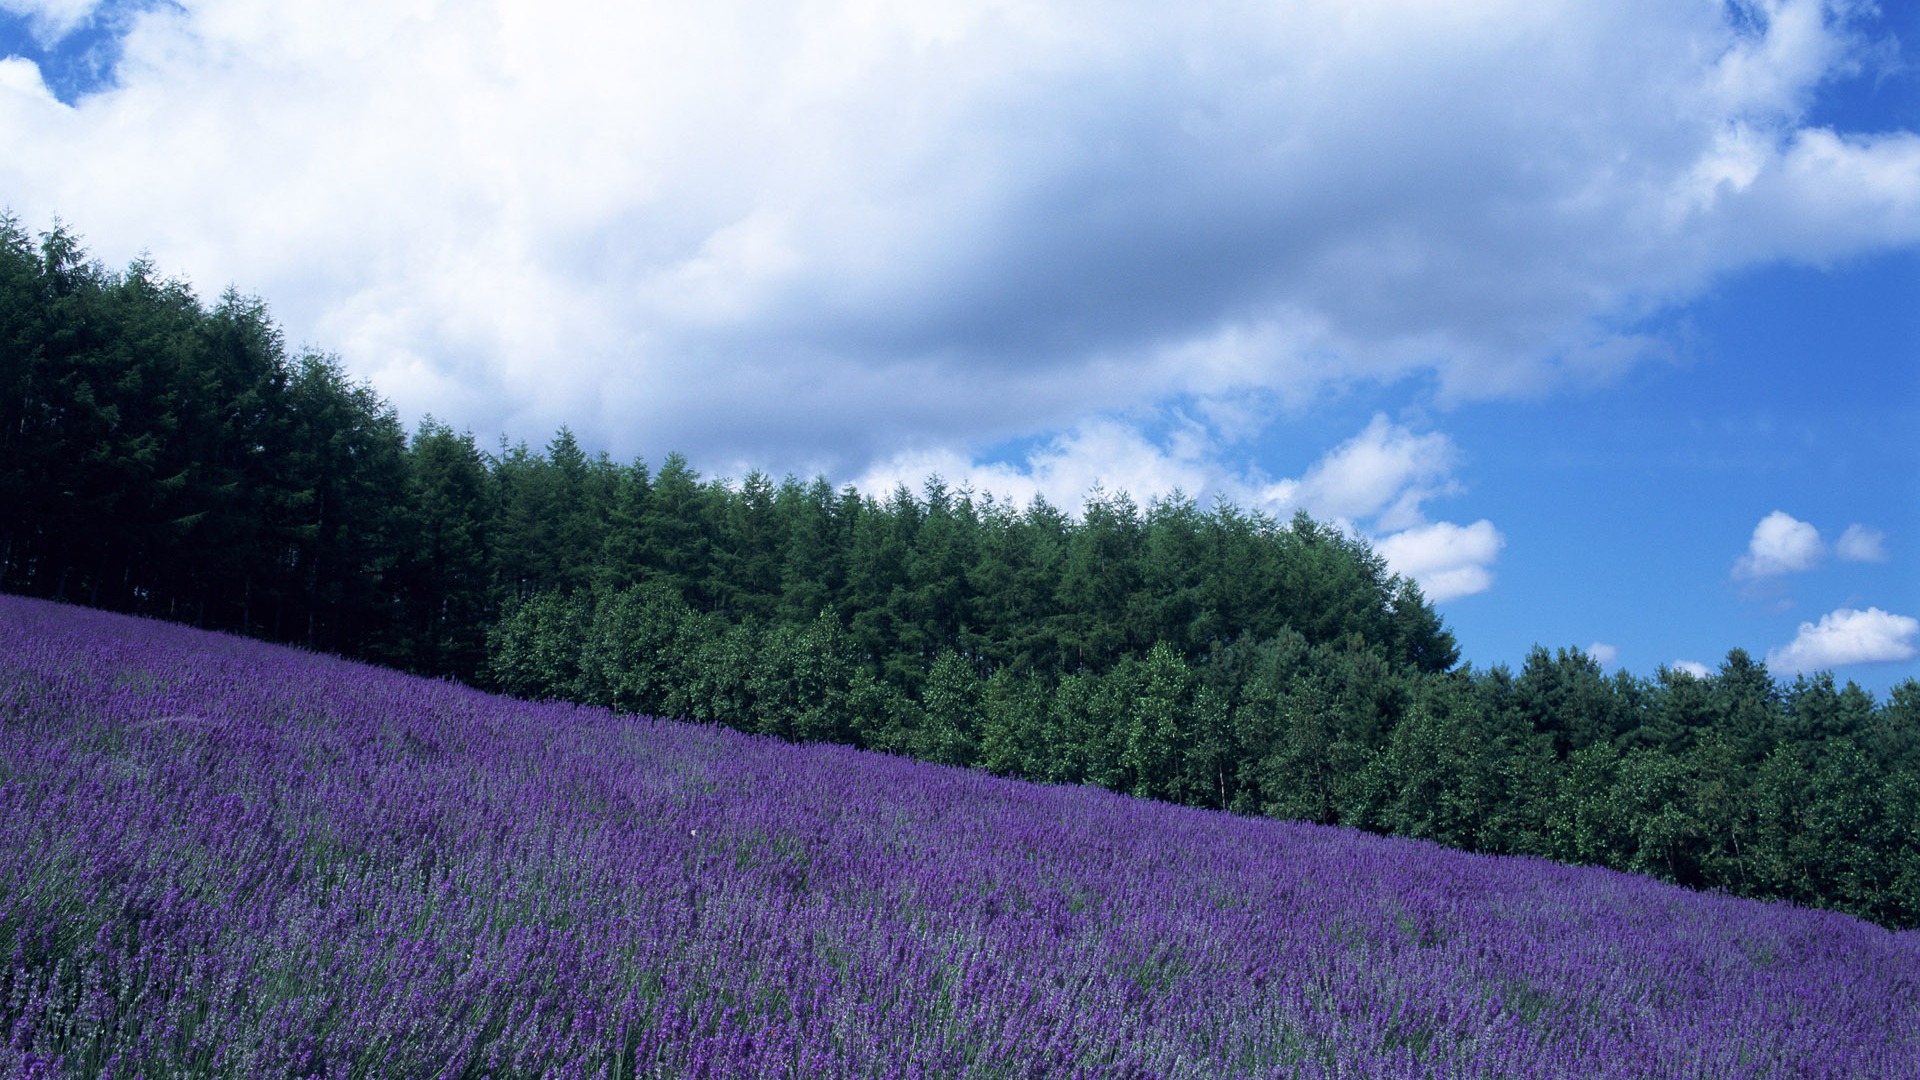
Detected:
left=400, top=419, right=494, bottom=677
left=639, top=453, right=713, bottom=605
left=598, top=456, right=654, bottom=590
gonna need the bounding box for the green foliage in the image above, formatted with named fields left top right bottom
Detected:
left=976, top=668, right=1050, bottom=778
left=1515, top=646, right=1630, bottom=758
left=750, top=610, right=863, bottom=745
left=1368, top=674, right=1506, bottom=849
left=920, top=649, right=982, bottom=767
left=486, top=591, right=593, bottom=701
left=576, top=582, right=702, bottom=715
left=398, top=419, right=493, bottom=678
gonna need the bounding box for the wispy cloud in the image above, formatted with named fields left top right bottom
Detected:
left=1261, top=416, right=1458, bottom=532
left=1836, top=524, right=1888, bottom=563
left=0, top=0, right=103, bottom=45
left=1766, top=607, right=1920, bottom=673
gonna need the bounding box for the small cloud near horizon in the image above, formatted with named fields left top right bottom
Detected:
left=857, top=413, right=1505, bottom=604
left=1766, top=607, right=1920, bottom=674
left=1372, top=521, right=1504, bottom=604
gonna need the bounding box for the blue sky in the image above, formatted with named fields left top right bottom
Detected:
left=4, top=0, right=1916, bottom=693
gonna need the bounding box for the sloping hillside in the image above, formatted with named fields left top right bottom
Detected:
left=2, top=594, right=1915, bottom=1078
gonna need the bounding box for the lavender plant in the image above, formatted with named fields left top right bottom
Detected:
left=2, top=594, right=1915, bottom=1078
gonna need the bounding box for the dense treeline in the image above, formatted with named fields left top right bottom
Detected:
left=1, top=214, right=1448, bottom=683
left=5, top=216, right=1917, bottom=928
left=3, top=217, right=420, bottom=664
left=498, top=586, right=1920, bottom=927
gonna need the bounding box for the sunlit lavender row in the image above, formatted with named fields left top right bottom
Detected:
left=3, top=595, right=1916, bottom=1078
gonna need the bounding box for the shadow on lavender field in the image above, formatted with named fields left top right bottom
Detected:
left=2, top=595, right=1916, bottom=1078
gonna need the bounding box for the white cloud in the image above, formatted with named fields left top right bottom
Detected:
left=1836, top=523, right=1887, bottom=563
left=858, top=412, right=1504, bottom=600
left=1733, top=510, right=1824, bottom=578
left=1372, top=520, right=1505, bottom=603
left=861, top=413, right=1464, bottom=521
left=1586, top=642, right=1618, bottom=666
left=1671, top=660, right=1715, bottom=679
left=853, top=417, right=1234, bottom=514
left=1260, top=415, right=1457, bottom=531
left=1766, top=607, right=1920, bottom=673
left=0, top=0, right=1912, bottom=471
left=0, top=56, right=59, bottom=102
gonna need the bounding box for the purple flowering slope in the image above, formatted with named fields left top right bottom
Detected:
left=2, top=595, right=1916, bottom=1079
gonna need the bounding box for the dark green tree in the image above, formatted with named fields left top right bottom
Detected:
left=399, top=419, right=493, bottom=677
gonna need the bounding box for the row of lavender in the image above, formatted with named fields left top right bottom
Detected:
left=2, top=594, right=1916, bottom=1079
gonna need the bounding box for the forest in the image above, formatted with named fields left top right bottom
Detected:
left=4, top=213, right=1916, bottom=929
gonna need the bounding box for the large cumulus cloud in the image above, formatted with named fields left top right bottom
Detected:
left=1, top=0, right=1915, bottom=474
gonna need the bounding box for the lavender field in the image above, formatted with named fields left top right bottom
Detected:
left=2, top=596, right=1916, bottom=1078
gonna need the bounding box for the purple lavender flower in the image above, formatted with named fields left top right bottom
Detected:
left=1, top=593, right=1915, bottom=1077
